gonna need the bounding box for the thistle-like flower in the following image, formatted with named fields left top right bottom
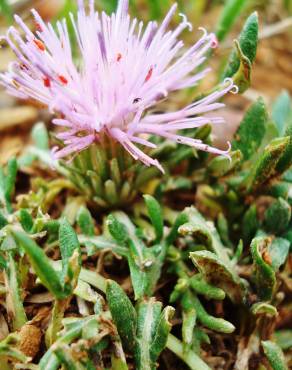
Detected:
left=0, top=0, right=238, bottom=173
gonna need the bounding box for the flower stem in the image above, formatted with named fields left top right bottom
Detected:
left=166, top=334, right=211, bottom=370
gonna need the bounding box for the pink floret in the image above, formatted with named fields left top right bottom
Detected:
left=0, top=0, right=238, bottom=172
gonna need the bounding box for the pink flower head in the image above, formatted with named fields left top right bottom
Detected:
left=0, top=0, right=238, bottom=173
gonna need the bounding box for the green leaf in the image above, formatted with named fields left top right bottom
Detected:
left=216, top=0, right=247, bottom=42
left=251, top=237, right=276, bottom=301
left=12, top=231, right=66, bottom=299
left=242, top=204, right=259, bottom=242
left=223, top=12, right=259, bottom=79
left=0, top=211, right=8, bottom=229
left=59, top=218, right=80, bottom=269
left=264, top=198, right=291, bottom=234
left=59, top=218, right=81, bottom=293
left=77, top=207, right=95, bottom=236
left=5, top=253, right=27, bottom=330
left=178, top=207, right=231, bottom=267
left=19, top=209, right=34, bottom=233
left=272, top=91, right=292, bottom=136
left=143, top=195, right=164, bottom=242
left=166, top=211, right=189, bottom=245
left=135, top=298, right=162, bottom=369
left=262, top=340, right=288, bottom=370
left=107, top=214, right=129, bottom=245
left=268, top=238, right=290, bottom=271
left=134, top=298, right=174, bottom=369
left=182, top=291, right=235, bottom=334
left=231, top=41, right=252, bottom=93
left=208, top=150, right=242, bottom=177
left=251, top=302, right=278, bottom=316
left=150, top=306, right=175, bottom=363
left=182, top=308, right=196, bottom=349
left=111, top=212, right=160, bottom=299
left=232, top=98, right=268, bottom=160
left=190, top=251, right=244, bottom=304
left=189, top=274, right=226, bottom=300
left=106, top=280, right=137, bottom=353
left=0, top=158, right=18, bottom=213
left=276, top=121, right=292, bottom=174
left=246, top=137, right=290, bottom=192
left=32, top=122, right=50, bottom=150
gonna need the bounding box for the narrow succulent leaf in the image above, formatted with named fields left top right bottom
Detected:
left=79, top=267, right=107, bottom=293
left=262, top=341, right=288, bottom=370
left=166, top=212, right=189, bottom=245
left=190, top=251, right=244, bottom=304
left=251, top=302, right=278, bottom=317
left=0, top=211, right=8, bottom=229
left=182, top=308, right=196, bottom=349
left=189, top=275, right=226, bottom=300
left=54, top=345, right=85, bottom=370
left=0, top=254, right=7, bottom=270
left=268, top=238, right=290, bottom=271
left=106, top=280, right=137, bottom=353
left=272, top=91, right=292, bottom=136
left=135, top=298, right=162, bottom=369
left=77, top=207, right=95, bottom=236
left=106, top=214, right=129, bottom=244
left=150, top=306, right=175, bottom=363
left=79, top=234, right=128, bottom=257
left=12, top=231, right=66, bottom=299
left=59, top=218, right=81, bottom=276
left=40, top=316, right=99, bottom=370
left=46, top=298, right=71, bottom=347
left=3, top=158, right=17, bottom=213
left=105, top=179, right=119, bottom=205
left=242, top=204, right=259, bottom=242
left=251, top=237, right=276, bottom=301
left=208, top=150, right=242, bottom=177
left=276, top=121, right=292, bottom=173
left=179, top=207, right=231, bottom=267
left=216, top=0, right=247, bottom=42
left=232, top=98, right=268, bottom=160
left=246, top=137, right=290, bottom=192
left=182, top=291, right=235, bottom=334
left=112, top=212, right=160, bottom=299
left=19, top=209, right=34, bottom=233
left=32, top=122, right=50, bottom=150
left=264, top=198, right=291, bottom=234
left=223, top=12, right=258, bottom=79
left=217, top=213, right=233, bottom=248
left=231, top=41, right=252, bottom=93
left=1, top=234, right=17, bottom=251
left=110, top=158, right=122, bottom=187
left=143, top=195, right=164, bottom=242
left=5, top=253, right=27, bottom=330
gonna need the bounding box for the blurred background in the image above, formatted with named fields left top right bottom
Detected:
left=0, top=0, right=291, bottom=164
